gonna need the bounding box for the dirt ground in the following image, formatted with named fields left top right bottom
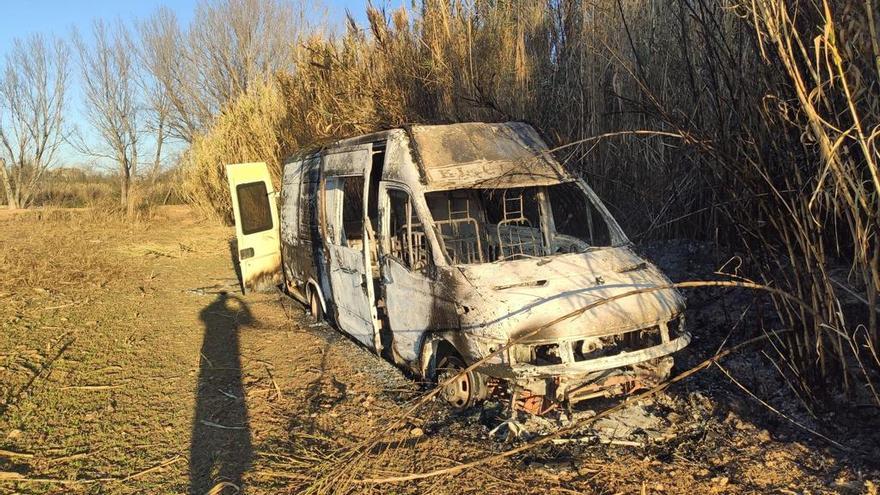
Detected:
left=0, top=207, right=878, bottom=494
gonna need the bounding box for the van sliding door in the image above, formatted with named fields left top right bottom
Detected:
left=321, top=145, right=380, bottom=351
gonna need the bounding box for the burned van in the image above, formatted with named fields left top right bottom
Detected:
left=226, top=122, right=690, bottom=413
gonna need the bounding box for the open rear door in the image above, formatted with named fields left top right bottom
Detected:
left=226, top=162, right=281, bottom=293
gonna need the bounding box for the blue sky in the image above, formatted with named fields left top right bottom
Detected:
left=0, top=1, right=196, bottom=44
left=0, top=0, right=396, bottom=53
left=0, top=0, right=403, bottom=168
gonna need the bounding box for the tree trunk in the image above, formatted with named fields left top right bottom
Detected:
left=120, top=172, right=130, bottom=213
left=0, top=159, right=18, bottom=209
left=127, top=180, right=135, bottom=217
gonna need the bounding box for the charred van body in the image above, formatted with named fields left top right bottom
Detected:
left=227, top=122, right=690, bottom=414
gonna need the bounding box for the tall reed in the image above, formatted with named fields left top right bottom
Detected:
left=184, top=0, right=879, bottom=406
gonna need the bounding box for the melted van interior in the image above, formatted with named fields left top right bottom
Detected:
left=425, top=182, right=616, bottom=265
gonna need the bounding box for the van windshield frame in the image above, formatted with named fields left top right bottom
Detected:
left=424, top=180, right=628, bottom=266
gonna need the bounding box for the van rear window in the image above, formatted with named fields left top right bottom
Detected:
left=236, top=181, right=273, bottom=235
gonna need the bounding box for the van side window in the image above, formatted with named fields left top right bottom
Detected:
left=388, top=189, right=430, bottom=272
left=236, top=181, right=273, bottom=235
left=280, top=161, right=301, bottom=242
left=341, top=177, right=365, bottom=248
left=298, top=159, right=320, bottom=239
left=324, top=176, right=365, bottom=248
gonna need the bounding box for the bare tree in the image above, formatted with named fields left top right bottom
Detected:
left=74, top=20, right=142, bottom=215
left=138, top=7, right=203, bottom=144
left=144, top=79, right=171, bottom=185
left=134, top=34, right=173, bottom=185
left=139, top=0, right=306, bottom=143
left=0, top=35, right=69, bottom=209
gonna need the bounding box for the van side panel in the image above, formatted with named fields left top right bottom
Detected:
left=280, top=156, right=324, bottom=295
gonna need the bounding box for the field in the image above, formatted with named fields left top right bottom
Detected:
left=0, top=208, right=877, bottom=494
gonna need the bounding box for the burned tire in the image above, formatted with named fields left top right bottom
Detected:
left=436, top=354, right=485, bottom=410
left=309, top=289, right=323, bottom=323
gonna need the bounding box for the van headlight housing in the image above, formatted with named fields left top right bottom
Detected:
left=665, top=315, right=684, bottom=338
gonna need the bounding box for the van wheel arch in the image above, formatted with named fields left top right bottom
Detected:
left=305, top=279, right=327, bottom=314
left=421, top=339, right=475, bottom=377
left=305, top=280, right=327, bottom=323
left=426, top=340, right=452, bottom=377
left=420, top=337, right=453, bottom=380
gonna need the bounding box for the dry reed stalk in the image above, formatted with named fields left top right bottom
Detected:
left=0, top=450, right=34, bottom=459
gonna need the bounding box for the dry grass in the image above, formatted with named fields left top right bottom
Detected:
left=1, top=167, right=184, bottom=222
left=1, top=208, right=875, bottom=494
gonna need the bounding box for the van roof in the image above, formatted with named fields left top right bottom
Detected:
left=326, top=121, right=574, bottom=191
left=408, top=122, right=573, bottom=191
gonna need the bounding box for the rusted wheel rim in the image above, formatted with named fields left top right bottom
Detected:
left=438, top=365, right=471, bottom=408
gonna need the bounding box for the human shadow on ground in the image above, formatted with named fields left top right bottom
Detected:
left=189, top=291, right=254, bottom=494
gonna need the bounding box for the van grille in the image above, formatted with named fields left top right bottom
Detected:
left=510, top=326, right=665, bottom=366
left=573, top=326, right=661, bottom=362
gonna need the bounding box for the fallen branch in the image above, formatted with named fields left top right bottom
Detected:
left=121, top=455, right=182, bottom=481
left=1, top=334, right=76, bottom=415
left=47, top=451, right=91, bottom=464
left=0, top=455, right=181, bottom=485
left=0, top=449, right=34, bottom=459
left=266, top=364, right=283, bottom=400
left=550, top=437, right=646, bottom=448
left=38, top=301, right=84, bottom=312
left=0, top=473, right=114, bottom=484
left=60, top=385, right=121, bottom=391
left=255, top=470, right=314, bottom=481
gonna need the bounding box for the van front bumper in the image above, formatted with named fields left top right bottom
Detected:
left=477, top=332, right=691, bottom=406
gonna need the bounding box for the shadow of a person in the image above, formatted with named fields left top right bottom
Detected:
left=189, top=291, right=254, bottom=494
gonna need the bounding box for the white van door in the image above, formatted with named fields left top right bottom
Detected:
left=321, top=148, right=379, bottom=350
left=226, top=162, right=281, bottom=293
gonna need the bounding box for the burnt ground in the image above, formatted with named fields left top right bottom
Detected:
left=0, top=207, right=878, bottom=494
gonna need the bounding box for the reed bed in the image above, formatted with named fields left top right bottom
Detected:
left=182, top=0, right=879, bottom=408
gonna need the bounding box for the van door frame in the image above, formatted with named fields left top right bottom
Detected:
left=363, top=143, right=386, bottom=354
left=376, top=180, right=444, bottom=363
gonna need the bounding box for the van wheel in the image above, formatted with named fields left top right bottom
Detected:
left=436, top=355, right=481, bottom=410
left=309, top=290, right=323, bottom=322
